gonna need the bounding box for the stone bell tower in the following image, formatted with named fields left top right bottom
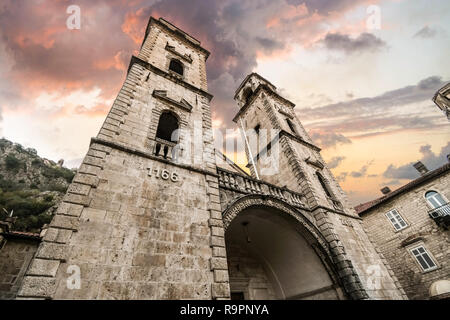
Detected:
left=18, top=17, right=230, bottom=299
left=233, top=73, right=407, bottom=300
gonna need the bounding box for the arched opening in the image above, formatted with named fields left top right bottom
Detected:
left=425, top=191, right=446, bottom=209
left=225, top=203, right=343, bottom=300
left=316, top=172, right=333, bottom=198
left=243, top=87, right=254, bottom=105
left=156, top=111, right=179, bottom=142
left=286, top=118, right=298, bottom=135
left=169, top=59, right=184, bottom=76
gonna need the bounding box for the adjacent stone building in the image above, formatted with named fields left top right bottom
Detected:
left=433, top=83, right=450, bottom=121
left=15, top=17, right=407, bottom=300
left=356, top=160, right=450, bottom=299
left=0, top=217, right=42, bottom=299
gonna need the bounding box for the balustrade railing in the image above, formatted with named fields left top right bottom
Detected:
left=217, top=167, right=306, bottom=208
left=153, top=138, right=177, bottom=160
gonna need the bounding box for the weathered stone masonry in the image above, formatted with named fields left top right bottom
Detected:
left=18, top=17, right=226, bottom=300
left=17, top=17, right=408, bottom=300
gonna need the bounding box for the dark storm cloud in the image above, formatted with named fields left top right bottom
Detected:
left=310, top=131, right=352, bottom=148
left=255, top=37, right=285, bottom=51
left=0, top=0, right=136, bottom=100
left=301, top=76, right=448, bottom=137
left=287, top=0, right=366, bottom=15
left=335, top=160, right=373, bottom=183
left=321, top=32, right=386, bottom=54
left=127, top=0, right=379, bottom=128
left=350, top=161, right=373, bottom=178
left=413, top=26, right=438, bottom=39
left=309, top=114, right=441, bottom=136
left=0, top=0, right=388, bottom=129
left=327, top=156, right=346, bottom=169
left=383, top=142, right=450, bottom=180
left=304, top=76, right=447, bottom=119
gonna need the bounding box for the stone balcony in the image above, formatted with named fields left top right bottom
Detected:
left=153, top=138, right=178, bottom=160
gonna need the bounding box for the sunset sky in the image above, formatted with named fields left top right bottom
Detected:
left=0, top=0, right=449, bottom=206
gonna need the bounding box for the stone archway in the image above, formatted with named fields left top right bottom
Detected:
left=222, top=195, right=346, bottom=300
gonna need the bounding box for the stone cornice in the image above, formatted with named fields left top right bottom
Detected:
left=152, top=90, right=193, bottom=112
left=232, top=84, right=295, bottom=122
left=279, top=130, right=321, bottom=152
left=305, top=156, right=325, bottom=169
left=141, top=17, right=210, bottom=59
left=234, top=72, right=278, bottom=99
left=217, top=166, right=305, bottom=203
left=310, top=205, right=362, bottom=221
left=90, top=137, right=218, bottom=178
left=127, top=55, right=213, bottom=102
left=165, top=43, right=193, bottom=63
left=279, top=108, right=294, bottom=119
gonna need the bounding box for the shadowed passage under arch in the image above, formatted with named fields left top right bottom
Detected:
left=223, top=198, right=345, bottom=300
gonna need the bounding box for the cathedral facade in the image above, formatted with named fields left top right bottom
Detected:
left=17, top=17, right=406, bottom=300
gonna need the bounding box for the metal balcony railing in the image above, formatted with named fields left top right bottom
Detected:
left=428, top=202, right=450, bottom=229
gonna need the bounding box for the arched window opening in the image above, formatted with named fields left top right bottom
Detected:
left=316, top=172, right=332, bottom=198
left=169, top=59, right=184, bottom=76
left=243, top=87, right=254, bottom=105
left=425, top=191, right=446, bottom=209
left=156, top=112, right=179, bottom=142
left=286, top=119, right=297, bottom=135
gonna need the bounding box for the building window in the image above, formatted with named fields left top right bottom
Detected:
left=286, top=118, right=297, bottom=135
left=425, top=191, right=447, bottom=209
left=266, top=142, right=272, bottom=156
left=385, top=209, right=407, bottom=231
left=316, top=172, right=332, bottom=198
left=169, top=59, right=184, bottom=76
left=254, top=124, right=260, bottom=134
left=156, top=111, right=179, bottom=142
left=243, top=87, right=254, bottom=105
left=409, top=245, right=438, bottom=272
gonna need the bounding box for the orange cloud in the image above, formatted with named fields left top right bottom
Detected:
left=266, top=3, right=308, bottom=29
left=94, top=51, right=128, bottom=71
left=122, top=7, right=149, bottom=44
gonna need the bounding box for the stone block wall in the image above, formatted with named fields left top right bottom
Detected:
left=0, top=238, right=39, bottom=299
left=360, top=171, right=450, bottom=299
left=137, top=19, right=208, bottom=91
left=233, top=74, right=406, bottom=300
left=18, top=143, right=227, bottom=299
left=328, top=213, right=406, bottom=299
left=226, top=243, right=276, bottom=300
left=16, top=16, right=228, bottom=300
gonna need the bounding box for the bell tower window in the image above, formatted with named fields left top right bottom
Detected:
left=243, top=87, right=254, bottom=105
left=316, top=172, right=333, bottom=198
left=156, top=111, right=179, bottom=142
left=169, top=59, right=184, bottom=76
left=286, top=118, right=298, bottom=136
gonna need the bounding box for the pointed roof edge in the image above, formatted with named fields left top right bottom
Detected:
left=355, top=162, right=450, bottom=215
left=233, top=73, right=277, bottom=99
left=141, top=17, right=210, bottom=59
